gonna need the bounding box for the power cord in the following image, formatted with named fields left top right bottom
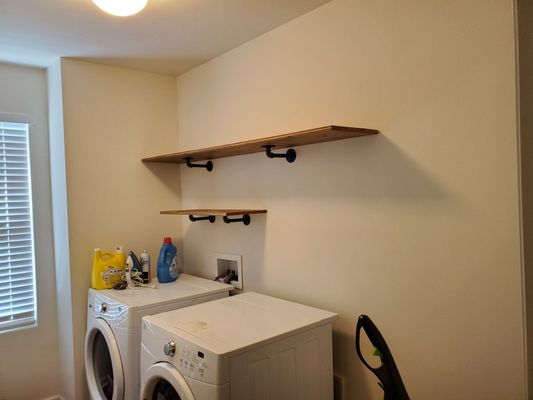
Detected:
left=119, top=269, right=158, bottom=289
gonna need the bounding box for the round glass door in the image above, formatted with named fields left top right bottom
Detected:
left=85, top=318, right=124, bottom=400
left=152, top=379, right=181, bottom=400
left=142, top=363, right=195, bottom=400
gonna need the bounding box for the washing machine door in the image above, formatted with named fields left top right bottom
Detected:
left=85, top=318, right=124, bottom=400
left=141, top=362, right=195, bottom=400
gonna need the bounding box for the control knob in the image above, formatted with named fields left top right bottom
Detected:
left=164, top=340, right=176, bottom=357
left=100, top=303, right=108, bottom=313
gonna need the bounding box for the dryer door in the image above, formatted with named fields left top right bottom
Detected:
left=141, top=362, right=195, bottom=400
left=85, top=317, right=124, bottom=400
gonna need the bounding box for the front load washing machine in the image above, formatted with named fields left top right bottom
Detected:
left=140, top=292, right=338, bottom=400
left=85, top=274, right=232, bottom=400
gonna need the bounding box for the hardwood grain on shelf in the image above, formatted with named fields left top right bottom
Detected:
left=142, top=125, right=378, bottom=163
left=161, top=209, right=267, bottom=216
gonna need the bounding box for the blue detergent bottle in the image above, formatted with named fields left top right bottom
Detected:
left=157, top=237, right=179, bottom=283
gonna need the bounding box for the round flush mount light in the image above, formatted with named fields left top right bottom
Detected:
left=92, top=0, right=149, bottom=17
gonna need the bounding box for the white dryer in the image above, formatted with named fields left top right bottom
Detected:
left=85, top=274, right=233, bottom=400
left=140, top=292, right=338, bottom=400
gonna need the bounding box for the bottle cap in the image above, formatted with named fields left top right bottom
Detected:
left=163, top=237, right=172, bottom=244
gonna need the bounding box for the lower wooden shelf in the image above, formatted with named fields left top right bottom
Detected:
left=161, top=209, right=267, bottom=216
left=161, top=209, right=267, bottom=226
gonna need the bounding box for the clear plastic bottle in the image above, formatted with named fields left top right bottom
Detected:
left=140, top=250, right=150, bottom=284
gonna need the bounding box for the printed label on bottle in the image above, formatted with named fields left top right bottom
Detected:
left=169, top=258, right=178, bottom=279
left=101, top=265, right=123, bottom=286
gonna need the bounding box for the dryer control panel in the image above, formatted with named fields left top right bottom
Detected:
left=176, top=344, right=209, bottom=378
left=142, top=319, right=228, bottom=385
left=163, top=338, right=214, bottom=380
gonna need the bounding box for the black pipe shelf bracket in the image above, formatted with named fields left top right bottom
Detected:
left=185, top=157, right=213, bottom=172
left=223, top=214, right=251, bottom=226
left=263, top=145, right=296, bottom=163
left=161, top=209, right=266, bottom=226
left=188, top=215, right=216, bottom=223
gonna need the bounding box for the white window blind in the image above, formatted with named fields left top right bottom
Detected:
left=0, top=121, right=36, bottom=332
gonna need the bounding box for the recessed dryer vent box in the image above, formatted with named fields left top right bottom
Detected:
left=214, top=252, right=243, bottom=290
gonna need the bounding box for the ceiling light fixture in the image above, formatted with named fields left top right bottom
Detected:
left=92, top=0, right=149, bottom=17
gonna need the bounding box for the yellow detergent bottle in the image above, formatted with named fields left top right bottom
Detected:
left=91, top=246, right=126, bottom=289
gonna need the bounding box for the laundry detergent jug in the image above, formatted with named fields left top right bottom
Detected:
left=91, top=246, right=126, bottom=289
left=157, top=237, right=179, bottom=283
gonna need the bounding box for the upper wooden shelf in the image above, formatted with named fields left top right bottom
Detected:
left=142, top=125, right=378, bottom=164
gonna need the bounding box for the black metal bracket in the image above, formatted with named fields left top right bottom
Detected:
left=263, top=145, right=296, bottom=163
left=185, top=158, right=213, bottom=172
left=188, top=215, right=216, bottom=223
left=223, top=214, right=251, bottom=226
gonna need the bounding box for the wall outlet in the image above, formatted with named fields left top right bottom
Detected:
left=333, top=374, right=344, bottom=400
left=213, top=253, right=243, bottom=290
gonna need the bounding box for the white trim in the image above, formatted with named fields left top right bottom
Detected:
left=0, top=112, right=34, bottom=125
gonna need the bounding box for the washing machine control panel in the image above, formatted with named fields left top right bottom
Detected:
left=87, top=291, right=128, bottom=323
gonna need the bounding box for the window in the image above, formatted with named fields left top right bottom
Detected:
left=0, top=121, right=36, bottom=332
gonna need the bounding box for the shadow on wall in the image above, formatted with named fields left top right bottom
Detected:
left=166, top=133, right=452, bottom=204
left=144, top=130, right=455, bottom=308
left=142, top=162, right=180, bottom=194
left=289, top=134, right=450, bottom=202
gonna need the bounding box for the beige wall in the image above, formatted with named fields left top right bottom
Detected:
left=0, top=63, right=61, bottom=399
left=56, top=59, right=181, bottom=399
left=518, top=0, right=533, bottom=396
left=176, top=0, right=525, bottom=399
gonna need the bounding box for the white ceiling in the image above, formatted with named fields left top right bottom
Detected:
left=0, top=0, right=331, bottom=75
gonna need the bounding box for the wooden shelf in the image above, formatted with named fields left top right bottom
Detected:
left=161, top=209, right=267, bottom=216
left=152, top=125, right=377, bottom=225
left=161, top=209, right=267, bottom=225
left=142, top=125, right=378, bottom=164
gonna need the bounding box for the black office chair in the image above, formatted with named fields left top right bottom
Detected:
left=355, top=315, right=410, bottom=400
